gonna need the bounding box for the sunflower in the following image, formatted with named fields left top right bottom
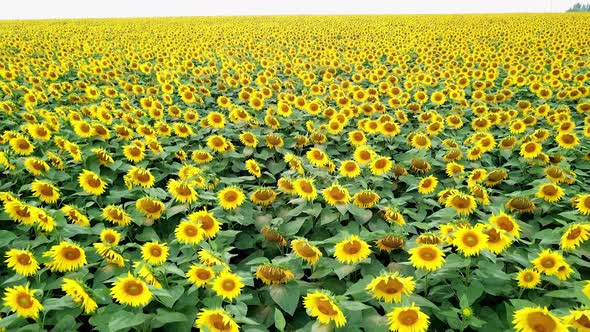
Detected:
left=4, top=249, right=40, bottom=276
left=217, top=186, right=246, bottom=210
left=352, top=190, right=380, bottom=208
left=306, top=148, right=329, bottom=167
left=195, top=308, right=240, bottom=332
left=303, top=290, right=347, bottom=328
left=575, top=194, right=590, bottom=215
left=167, top=179, right=198, bottom=204
left=61, top=205, right=90, bottom=227
left=124, top=166, right=155, bottom=188
left=531, top=249, right=565, bottom=276
left=4, top=200, right=37, bottom=225
left=445, top=192, right=477, bottom=215
left=78, top=169, right=107, bottom=195
left=207, top=111, right=226, bottom=129
left=417, top=175, right=438, bottom=194
left=340, top=160, right=362, bottom=178
left=446, top=162, right=465, bottom=177
left=366, top=272, right=415, bottom=303
left=123, top=144, right=145, bottom=163
left=175, top=220, right=205, bottom=245
left=30, top=180, right=60, bottom=204
left=187, top=210, right=221, bottom=239
left=520, top=141, right=542, bottom=159
left=560, top=224, right=590, bottom=250
left=192, top=150, right=213, bottom=164
left=135, top=197, right=166, bottom=219
left=291, top=238, right=322, bottom=265
left=293, top=178, right=318, bottom=201
left=102, top=205, right=132, bottom=226
left=452, top=225, right=488, bottom=256
left=387, top=303, right=430, bottom=332
left=348, top=130, right=367, bottom=146
left=485, top=169, right=508, bottom=187
left=110, top=273, right=152, bottom=307
left=212, top=271, right=244, bottom=301
left=353, top=146, right=375, bottom=165
left=369, top=156, right=393, bottom=175
left=411, top=133, right=432, bottom=150
left=483, top=227, right=512, bottom=254
left=255, top=265, right=295, bottom=285
left=535, top=183, right=565, bottom=203
left=141, top=242, right=168, bottom=266
left=250, top=188, right=278, bottom=205
left=489, top=211, right=520, bottom=238
left=380, top=207, right=406, bottom=225
left=563, top=309, right=590, bottom=332
left=513, top=307, right=567, bottom=332
left=408, top=244, right=445, bottom=271
left=61, top=279, right=98, bottom=314
left=516, top=269, right=541, bottom=289
left=322, top=184, right=351, bottom=206
left=2, top=284, right=43, bottom=320
left=333, top=235, right=371, bottom=264
left=24, top=157, right=49, bottom=176
left=186, top=264, right=215, bottom=287
left=44, top=241, right=87, bottom=272
left=9, top=136, right=35, bottom=155
left=555, top=263, right=573, bottom=281
left=207, top=135, right=229, bottom=152
left=556, top=132, right=580, bottom=149
left=410, top=158, right=431, bottom=174
left=133, top=261, right=161, bottom=288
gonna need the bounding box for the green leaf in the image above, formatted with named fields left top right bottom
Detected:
left=269, top=282, right=300, bottom=316
left=153, top=309, right=188, bottom=325
left=348, top=205, right=372, bottom=223
left=274, top=308, right=286, bottom=332
left=108, top=310, right=152, bottom=332
left=0, top=230, right=17, bottom=248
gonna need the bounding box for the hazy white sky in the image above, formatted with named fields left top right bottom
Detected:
left=0, top=0, right=582, bottom=20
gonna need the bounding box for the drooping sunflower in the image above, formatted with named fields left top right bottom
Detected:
left=5, top=249, right=40, bottom=276
left=417, top=175, right=438, bottom=195
left=44, top=241, right=87, bottom=272
left=445, top=192, right=477, bottom=215
left=322, top=184, right=351, bottom=206
left=512, top=307, right=567, bottom=332
left=195, top=308, right=240, bottom=332
left=4, top=200, right=36, bottom=225
left=408, top=244, right=446, bottom=271
left=333, top=235, right=371, bottom=264
left=387, top=303, right=430, bottom=332
left=186, top=264, right=215, bottom=287
left=352, top=190, right=380, bottom=208
left=244, top=159, right=262, bottom=178
left=452, top=224, right=488, bottom=256
left=198, top=248, right=226, bottom=266
left=175, top=220, right=205, bottom=245
left=167, top=178, right=198, bottom=204
left=110, top=273, right=152, bottom=307
left=506, top=197, right=536, bottom=213
left=560, top=224, right=590, bottom=250
left=135, top=197, right=166, bottom=219
left=9, top=136, right=35, bottom=155
left=78, top=169, right=107, bottom=196
left=141, top=242, right=168, bottom=266
left=250, top=188, right=278, bottom=205
left=483, top=227, right=513, bottom=254
left=2, top=284, right=43, bottom=320
left=531, top=249, right=565, bottom=276
left=187, top=210, right=221, bottom=239
left=61, top=278, right=98, bottom=314
left=123, top=144, right=145, bottom=163
left=217, top=186, right=246, bottom=210
left=93, top=242, right=125, bottom=267
left=133, top=261, right=161, bottom=288
left=303, top=290, right=347, bottom=328
left=255, top=265, right=295, bottom=285
left=212, top=270, right=244, bottom=301
left=306, top=148, right=329, bottom=167
left=293, top=178, right=318, bottom=201
left=366, top=272, right=415, bottom=303
left=291, top=238, right=322, bottom=265
left=61, top=205, right=90, bottom=227
left=30, top=180, right=60, bottom=204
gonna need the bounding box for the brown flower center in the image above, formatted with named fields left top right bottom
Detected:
left=399, top=309, right=419, bottom=326
left=17, top=253, right=32, bottom=265
left=526, top=312, right=556, bottom=332
left=62, top=247, right=81, bottom=260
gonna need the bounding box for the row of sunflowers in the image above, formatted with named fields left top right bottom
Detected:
left=1, top=13, right=590, bottom=332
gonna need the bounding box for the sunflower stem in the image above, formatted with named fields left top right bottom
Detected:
left=424, top=271, right=430, bottom=296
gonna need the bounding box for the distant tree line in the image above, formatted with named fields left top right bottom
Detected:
left=566, top=3, right=590, bottom=12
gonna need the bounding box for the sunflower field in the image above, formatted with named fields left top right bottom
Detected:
left=0, top=13, right=590, bottom=332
